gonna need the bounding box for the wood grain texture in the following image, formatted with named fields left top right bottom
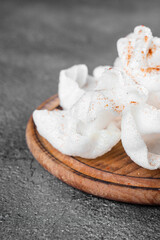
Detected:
left=26, top=95, right=160, bottom=205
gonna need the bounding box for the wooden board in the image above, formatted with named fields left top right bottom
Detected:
left=26, top=95, right=160, bottom=205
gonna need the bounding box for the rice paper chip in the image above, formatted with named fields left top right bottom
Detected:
left=117, top=25, right=160, bottom=92
left=93, top=66, right=107, bottom=78
left=33, top=108, right=121, bottom=159
left=58, top=64, right=97, bottom=110
left=121, top=104, right=160, bottom=169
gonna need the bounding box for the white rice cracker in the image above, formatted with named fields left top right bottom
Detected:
left=34, top=65, right=148, bottom=159
left=58, top=64, right=97, bottom=110
left=121, top=104, right=160, bottom=169
left=117, top=25, right=160, bottom=92
left=33, top=107, right=120, bottom=159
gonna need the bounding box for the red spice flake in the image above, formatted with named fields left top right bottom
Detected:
left=114, top=109, right=122, bottom=113
left=124, top=68, right=139, bottom=84
left=144, top=36, right=148, bottom=42
left=141, top=25, right=144, bottom=27
left=127, top=41, right=133, bottom=66
left=153, top=44, right=157, bottom=52
left=141, top=50, right=145, bottom=59
left=141, top=67, right=160, bottom=73
left=147, top=44, right=156, bottom=58
left=139, top=30, right=142, bottom=34
left=109, top=67, right=112, bottom=70
left=130, top=101, right=137, bottom=104
left=147, top=48, right=152, bottom=57
left=115, top=105, right=125, bottom=112
left=113, top=105, right=124, bottom=113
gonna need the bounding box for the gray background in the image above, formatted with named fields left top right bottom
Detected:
left=0, top=0, right=160, bottom=239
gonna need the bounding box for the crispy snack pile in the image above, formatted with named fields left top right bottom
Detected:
left=34, top=26, right=160, bottom=170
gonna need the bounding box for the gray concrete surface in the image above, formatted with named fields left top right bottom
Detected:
left=0, top=0, right=160, bottom=239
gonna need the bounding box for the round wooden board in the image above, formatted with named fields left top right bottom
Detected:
left=26, top=95, right=160, bottom=205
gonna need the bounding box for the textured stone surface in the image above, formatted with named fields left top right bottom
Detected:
left=0, top=0, right=160, bottom=239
